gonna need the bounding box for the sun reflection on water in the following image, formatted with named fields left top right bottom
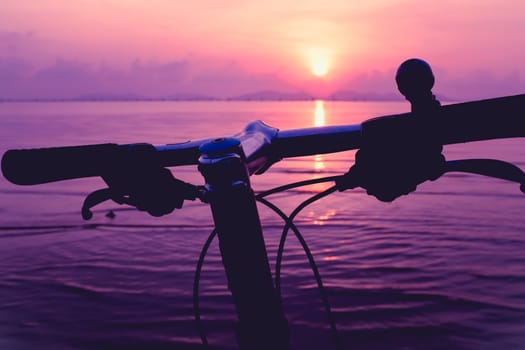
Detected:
left=314, top=100, right=326, bottom=127
left=314, top=155, right=325, bottom=171
left=313, top=100, right=326, bottom=172
left=322, top=256, right=339, bottom=261
left=308, top=209, right=337, bottom=226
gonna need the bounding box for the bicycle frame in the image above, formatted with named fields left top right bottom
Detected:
left=198, top=137, right=290, bottom=349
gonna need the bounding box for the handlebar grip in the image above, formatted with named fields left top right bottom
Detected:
left=439, top=94, right=525, bottom=144
left=2, top=143, right=122, bottom=185
left=360, top=94, right=525, bottom=145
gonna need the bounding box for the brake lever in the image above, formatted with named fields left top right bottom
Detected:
left=81, top=188, right=135, bottom=220
left=443, top=159, right=525, bottom=193
left=335, top=158, right=525, bottom=198
left=81, top=180, right=204, bottom=220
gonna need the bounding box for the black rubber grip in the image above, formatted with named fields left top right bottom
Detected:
left=362, top=94, right=525, bottom=145
left=440, top=94, right=525, bottom=144
left=1, top=143, right=122, bottom=185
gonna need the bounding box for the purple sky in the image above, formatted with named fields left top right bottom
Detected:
left=1, top=1, right=524, bottom=100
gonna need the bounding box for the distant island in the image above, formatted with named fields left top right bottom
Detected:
left=1, top=89, right=455, bottom=102
left=228, top=90, right=316, bottom=101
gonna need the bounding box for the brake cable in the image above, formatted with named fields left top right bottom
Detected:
left=257, top=191, right=341, bottom=350
left=256, top=175, right=342, bottom=197
left=192, top=228, right=216, bottom=347
left=193, top=175, right=343, bottom=349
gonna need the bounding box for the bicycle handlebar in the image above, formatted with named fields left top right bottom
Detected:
left=2, top=143, right=119, bottom=185
left=2, top=94, right=525, bottom=186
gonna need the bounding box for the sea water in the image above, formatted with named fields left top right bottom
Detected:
left=0, top=100, right=524, bottom=350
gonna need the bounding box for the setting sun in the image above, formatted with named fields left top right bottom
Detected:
left=311, top=60, right=329, bottom=77
left=305, top=48, right=332, bottom=77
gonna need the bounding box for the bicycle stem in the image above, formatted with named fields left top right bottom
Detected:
left=198, top=138, right=290, bottom=350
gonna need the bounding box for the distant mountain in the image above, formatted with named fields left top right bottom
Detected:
left=73, top=92, right=218, bottom=101
left=327, top=90, right=403, bottom=101
left=162, top=93, right=217, bottom=101
left=20, top=89, right=452, bottom=102
left=230, top=90, right=315, bottom=101
left=76, top=93, right=147, bottom=101
left=230, top=89, right=409, bottom=102
left=328, top=90, right=455, bottom=102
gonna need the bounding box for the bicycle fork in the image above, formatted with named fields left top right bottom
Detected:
left=198, top=138, right=290, bottom=350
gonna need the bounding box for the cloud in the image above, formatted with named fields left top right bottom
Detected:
left=438, top=69, right=525, bottom=101
left=0, top=54, right=523, bottom=101
left=0, top=56, right=30, bottom=82
left=189, top=61, right=297, bottom=97
left=336, top=68, right=399, bottom=96
left=0, top=56, right=32, bottom=97
left=0, top=58, right=193, bottom=99
left=8, top=59, right=100, bottom=99
left=0, top=31, right=35, bottom=54
left=0, top=56, right=296, bottom=99
left=0, top=31, right=64, bottom=67
left=334, top=65, right=525, bottom=102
